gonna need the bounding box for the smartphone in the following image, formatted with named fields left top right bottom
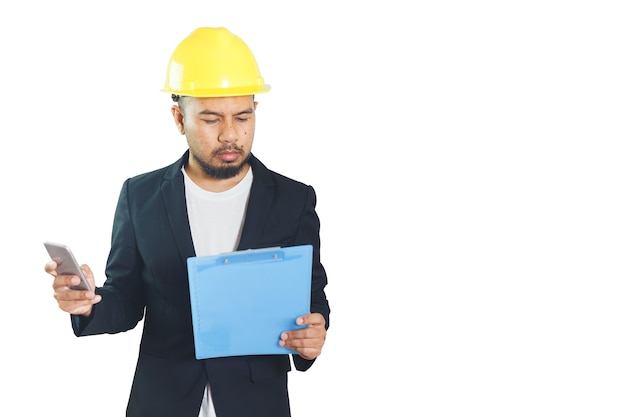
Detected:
left=43, top=242, right=92, bottom=291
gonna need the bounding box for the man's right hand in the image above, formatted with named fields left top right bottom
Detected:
left=45, top=261, right=102, bottom=316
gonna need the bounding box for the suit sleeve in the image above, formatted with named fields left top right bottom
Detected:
left=292, top=185, right=331, bottom=371
left=72, top=179, right=146, bottom=336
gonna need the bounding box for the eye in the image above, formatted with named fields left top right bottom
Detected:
left=236, top=117, right=250, bottom=123
left=202, top=119, right=219, bottom=125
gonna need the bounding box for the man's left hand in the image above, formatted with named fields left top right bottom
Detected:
left=279, top=313, right=326, bottom=360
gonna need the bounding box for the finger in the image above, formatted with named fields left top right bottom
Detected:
left=52, top=275, right=100, bottom=302
left=79, top=264, right=98, bottom=290
left=279, top=326, right=326, bottom=357
left=282, top=325, right=326, bottom=342
left=280, top=334, right=324, bottom=348
left=80, top=264, right=94, bottom=278
left=296, top=312, right=325, bottom=327
left=55, top=287, right=100, bottom=302
left=58, top=295, right=102, bottom=316
left=290, top=346, right=322, bottom=361
left=279, top=332, right=325, bottom=360
left=279, top=336, right=323, bottom=350
left=57, top=293, right=102, bottom=307
left=52, top=274, right=84, bottom=290
left=44, top=261, right=58, bottom=276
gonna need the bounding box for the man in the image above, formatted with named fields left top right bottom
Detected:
left=44, top=27, right=330, bottom=417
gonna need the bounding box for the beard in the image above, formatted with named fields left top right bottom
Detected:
left=194, top=146, right=251, bottom=179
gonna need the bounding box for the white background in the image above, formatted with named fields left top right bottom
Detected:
left=1, top=1, right=625, bottom=416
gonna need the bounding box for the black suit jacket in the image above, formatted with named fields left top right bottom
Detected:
left=72, top=152, right=330, bottom=417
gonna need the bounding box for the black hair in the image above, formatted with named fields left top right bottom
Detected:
left=172, top=94, right=188, bottom=112
left=171, top=94, right=255, bottom=113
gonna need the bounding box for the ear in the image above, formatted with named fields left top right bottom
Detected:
left=171, top=105, right=185, bottom=135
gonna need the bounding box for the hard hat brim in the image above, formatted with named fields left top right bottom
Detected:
left=161, top=84, right=271, bottom=98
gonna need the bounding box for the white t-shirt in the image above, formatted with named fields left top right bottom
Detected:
left=182, top=166, right=253, bottom=417
left=183, top=167, right=253, bottom=257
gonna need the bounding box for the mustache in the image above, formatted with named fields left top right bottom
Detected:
left=212, top=144, right=244, bottom=155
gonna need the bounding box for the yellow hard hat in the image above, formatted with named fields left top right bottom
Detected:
left=162, top=27, right=271, bottom=97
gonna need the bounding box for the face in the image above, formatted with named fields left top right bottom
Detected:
left=172, top=95, right=257, bottom=181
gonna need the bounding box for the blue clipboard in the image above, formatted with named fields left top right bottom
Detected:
left=187, top=245, right=312, bottom=360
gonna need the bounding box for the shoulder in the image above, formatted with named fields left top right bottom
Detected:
left=250, top=154, right=312, bottom=192
left=249, top=155, right=318, bottom=213
left=124, top=152, right=187, bottom=188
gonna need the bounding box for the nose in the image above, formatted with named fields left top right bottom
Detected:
left=218, top=121, right=237, bottom=144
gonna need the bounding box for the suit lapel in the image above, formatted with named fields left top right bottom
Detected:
left=237, top=155, right=274, bottom=250
left=161, top=152, right=196, bottom=262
